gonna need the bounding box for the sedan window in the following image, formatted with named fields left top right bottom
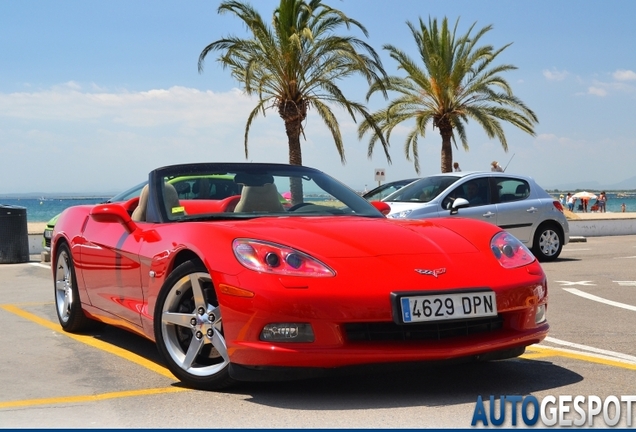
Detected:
left=496, top=178, right=531, bottom=203
left=442, top=178, right=491, bottom=209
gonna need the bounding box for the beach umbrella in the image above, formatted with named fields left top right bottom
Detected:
left=573, top=191, right=597, bottom=200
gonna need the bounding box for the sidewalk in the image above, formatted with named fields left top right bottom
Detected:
left=565, top=210, right=636, bottom=221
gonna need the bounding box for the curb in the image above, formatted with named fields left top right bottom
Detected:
left=569, top=236, right=587, bottom=243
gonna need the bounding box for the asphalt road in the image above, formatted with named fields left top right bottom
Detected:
left=1, top=236, right=635, bottom=428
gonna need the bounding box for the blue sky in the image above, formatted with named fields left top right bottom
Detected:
left=1, top=0, right=635, bottom=194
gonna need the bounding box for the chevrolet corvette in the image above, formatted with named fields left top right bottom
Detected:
left=52, top=162, right=548, bottom=390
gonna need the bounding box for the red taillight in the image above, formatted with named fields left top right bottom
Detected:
left=490, top=231, right=535, bottom=268
left=552, top=200, right=564, bottom=212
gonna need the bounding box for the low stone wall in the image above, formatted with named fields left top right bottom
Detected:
left=569, top=218, right=636, bottom=237
left=28, top=234, right=44, bottom=254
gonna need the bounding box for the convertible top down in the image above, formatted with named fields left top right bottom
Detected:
left=52, top=162, right=549, bottom=389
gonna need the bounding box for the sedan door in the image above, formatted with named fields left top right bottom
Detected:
left=493, top=177, right=537, bottom=244
left=439, top=177, right=498, bottom=225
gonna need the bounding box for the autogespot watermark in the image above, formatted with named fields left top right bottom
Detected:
left=471, top=395, right=636, bottom=427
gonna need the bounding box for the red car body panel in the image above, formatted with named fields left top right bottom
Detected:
left=53, top=197, right=548, bottom=371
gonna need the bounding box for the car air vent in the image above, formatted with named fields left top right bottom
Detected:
left=343, top=316, right=503, bottom=342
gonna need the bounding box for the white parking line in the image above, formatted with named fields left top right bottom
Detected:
left=29, top=263, right=50, bottom=269
left=543, top=336, right=636, bottom=364
left=614, top=281, right=636, bottom=286
left=555, top=280, right=596, bottom=286
left=615, top=256, right=636, bottom=259
left=563, top=288, right=636, bottom=312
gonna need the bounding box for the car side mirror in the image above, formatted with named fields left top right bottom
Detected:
left=370, top=201, right=391, bottom=216
left=450, top=197, right=470, bottom=215
left=89, top=203, right=138, bottom=233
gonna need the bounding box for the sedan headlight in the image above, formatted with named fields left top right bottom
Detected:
left=233, top=239, right=335, bottom=277
left=43, top=230, right=52, bottom=239
left=490, top=231, right=535, bottom=268
left=387, top=209, right=413, bottom=219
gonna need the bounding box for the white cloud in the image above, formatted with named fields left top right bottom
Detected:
left=587, top=86, right=607, bottom=97
left=542, top=69, right=569, bottom=81
left=0, top=84, right=409, bottom=194
left=613, top=69, right=636, bottom=81
left=536, top=133, right=558, bottom=141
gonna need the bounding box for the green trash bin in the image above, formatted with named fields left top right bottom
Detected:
left=0, top=205, right=29, bottom=264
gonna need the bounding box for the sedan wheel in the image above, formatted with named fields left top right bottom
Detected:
left=54, top=244, right=91, bottom=332
left=532, top=224, right=563, bottom=262
left=154, top=260, right=235, bottom=390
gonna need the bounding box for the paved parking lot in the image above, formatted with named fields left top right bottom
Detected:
left=1, top=237, right=635, bottom=428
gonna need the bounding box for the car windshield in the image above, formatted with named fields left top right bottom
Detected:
left=150, top=164, right=383, bottom=222
left=107, top=181, right=147, bottom=203
left=363, top=179, right=418, bottom=201
left=383, top=176, right=461, bottom=203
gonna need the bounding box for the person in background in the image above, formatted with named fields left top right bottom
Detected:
left=566, top=193, right=575, bottom=212
left=581, top=197, right=589, bottom=213
left=622, top=203, right=626, bottom=213
left=598, top=191, right=607, bottom=213
left=491, top=161, right=504, bottom=172
left=453, top=162, right=461, bottom=172
left=560, top=194, right=566, bottom=207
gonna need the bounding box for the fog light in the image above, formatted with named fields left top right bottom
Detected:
left=260, top=323, right=314, bottom=342
left=535, top=304, right=546, bottom=324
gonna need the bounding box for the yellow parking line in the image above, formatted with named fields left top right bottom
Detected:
left=527, top=345, right=636, bottom=371
left=0, top=304, right=176, bottom=379
left=0, top=386, right=188, bottom=409
left=520, top=351, right=554, bottom=360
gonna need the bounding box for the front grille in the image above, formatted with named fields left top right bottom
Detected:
left=343, top=316, right=503, bottom=342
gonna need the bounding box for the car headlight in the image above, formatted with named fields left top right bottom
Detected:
left=490, top=231, right=535, bottom=268
left=233, top=239, right=335, bottom=277
left=43, top=230, right=52, bottom=239
left=387, top=209, right=413, bottom=219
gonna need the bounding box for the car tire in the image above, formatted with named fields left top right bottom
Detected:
left=154, top=260, right=235, bottom=390
left=54, top=243, right=93, bottom=332
left=531, top=223, right=563, bottom=262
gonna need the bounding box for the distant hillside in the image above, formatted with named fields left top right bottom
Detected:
left=550, top=175, right=636, bottom=192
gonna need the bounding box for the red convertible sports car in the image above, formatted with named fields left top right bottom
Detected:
left=52, top=162, right=549, bottom=390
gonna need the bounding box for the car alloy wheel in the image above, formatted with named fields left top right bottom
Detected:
left=54, top=244, right=91, bottom=332
left=154, top=260, right=235, bottom=390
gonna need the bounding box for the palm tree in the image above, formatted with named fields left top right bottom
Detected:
left=359, top=17, right=538, bottom=174
left=198, top=0, right=390, bottom=203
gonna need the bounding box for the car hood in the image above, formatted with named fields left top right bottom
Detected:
left=219, top=216, right=482, bottom=259
left=385, top=201, right=438, bottom=216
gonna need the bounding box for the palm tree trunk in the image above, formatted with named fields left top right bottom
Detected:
left=439, top=123, right=454, bottom=173
left=283, top=111, right=304, bottom=205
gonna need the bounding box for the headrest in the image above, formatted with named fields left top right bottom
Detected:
left=234, top=173, right=275, bottom=186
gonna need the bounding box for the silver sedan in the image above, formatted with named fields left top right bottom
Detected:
left=383, top=171, right=569, bottom=261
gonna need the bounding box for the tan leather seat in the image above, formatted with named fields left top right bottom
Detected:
left=131, top=184, right=149, bottom=222
left=131, top=183, right=184, bottom=221
left=234, top=183, right=284, bottom=213
left=164, top=183, right=185, bottom=217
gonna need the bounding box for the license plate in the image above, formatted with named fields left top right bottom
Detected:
left=399, top=291, right=497, bottom=323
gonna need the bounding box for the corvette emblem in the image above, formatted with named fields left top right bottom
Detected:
left=415, top=268, right=446, bottom=277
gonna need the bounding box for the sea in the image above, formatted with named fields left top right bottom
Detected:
left=2, top=192, right=636, bottom=223
left=1, top=197, right=110, bottom=223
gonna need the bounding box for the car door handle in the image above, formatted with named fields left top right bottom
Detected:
left=482, top=211, right=495, bottom=218
left=526, top=207, right=538, bottom=213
